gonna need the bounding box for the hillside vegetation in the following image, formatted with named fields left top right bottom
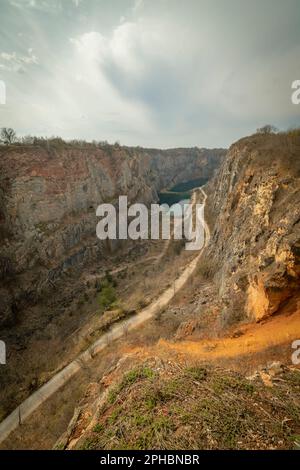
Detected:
left=61, top=360, right=300, bottom=450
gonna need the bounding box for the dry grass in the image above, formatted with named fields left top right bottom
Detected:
left=78, top=361, right=300, bottom=450
left=197, top=255, right=220, bottom=280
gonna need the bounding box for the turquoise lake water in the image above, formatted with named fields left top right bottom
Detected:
left=158, top=177, right=208, bottom=206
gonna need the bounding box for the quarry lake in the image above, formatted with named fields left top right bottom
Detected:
left=158, top=177, right=208, bottom=206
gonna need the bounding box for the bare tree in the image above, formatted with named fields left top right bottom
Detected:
left=21, top=135, right=34, bottom=145
left=0, top=127, right=17, bottom=145
left=256, top=125, right=278, bottom=134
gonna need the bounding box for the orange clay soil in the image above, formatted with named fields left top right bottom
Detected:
left=159, top=310, right=299, bottom=358
left=120, top=294, right=300, bottom=367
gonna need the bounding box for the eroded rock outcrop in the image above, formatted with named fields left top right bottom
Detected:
left=205, top=132, right=300, bottom=324
left=0, top=143, right=225, bottom=326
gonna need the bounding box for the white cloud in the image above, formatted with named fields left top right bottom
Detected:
left=69, top=28, right=153, bottom=135
left=9, top=0, right=62, bottom=13
left=1, top=0, right=300, bottom=147
left=0, top=48, right=39, bottom=72
left=132, top=0, right=144, bottom=13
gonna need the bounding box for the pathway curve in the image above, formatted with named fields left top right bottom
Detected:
left=0, top=188, right=209, bottom=444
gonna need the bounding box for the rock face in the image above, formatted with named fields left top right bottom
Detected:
left=0, top=143, right=225, bottom=326
left=205, top=132, right=300, bottom=325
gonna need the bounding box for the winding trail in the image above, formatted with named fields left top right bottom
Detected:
left=0, top=188, right=209, bottom=444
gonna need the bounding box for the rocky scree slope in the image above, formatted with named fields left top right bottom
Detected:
left=0, top=143, right=225, bottom=326
left=204, top=133, right=300, bottom=325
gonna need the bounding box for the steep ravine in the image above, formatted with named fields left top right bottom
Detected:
left=1, top=133, right=299, bottom=450
left=0, top=143, right=225, bottom=327
left=56, top=132, right=300, bottom=451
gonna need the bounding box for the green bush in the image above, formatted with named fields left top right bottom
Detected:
left=97, top=279, right=117, bottom=310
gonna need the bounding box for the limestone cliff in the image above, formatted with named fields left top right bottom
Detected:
left=0, top=142, right=225, bottom=326
left=205, top=132, right=300, bottom=324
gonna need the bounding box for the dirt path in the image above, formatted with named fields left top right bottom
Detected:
left=156, top=305, right=300, bottom=362
left=118, top=293, right=300, bottom=377
left=0, top=187, right=209, bottom=444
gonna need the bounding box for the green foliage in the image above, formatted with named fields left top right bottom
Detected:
left=184, top=366, right=207, bottom=381
left=107, top=367, right=155, bottom=405
left=93, top=423, right=104, bottom=433
left=97, top=278, right=117, bottom=310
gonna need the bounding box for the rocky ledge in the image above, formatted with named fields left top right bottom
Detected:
left=204, top=132, right=300, bottom=324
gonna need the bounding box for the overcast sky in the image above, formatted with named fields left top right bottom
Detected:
left=0, top=0, right=299, bottom=148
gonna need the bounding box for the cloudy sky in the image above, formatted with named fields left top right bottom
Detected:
left=0, top=0, right=299, bottom=148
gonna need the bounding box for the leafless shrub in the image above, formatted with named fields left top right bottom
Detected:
left=256, top=124, right=278, bottom=134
